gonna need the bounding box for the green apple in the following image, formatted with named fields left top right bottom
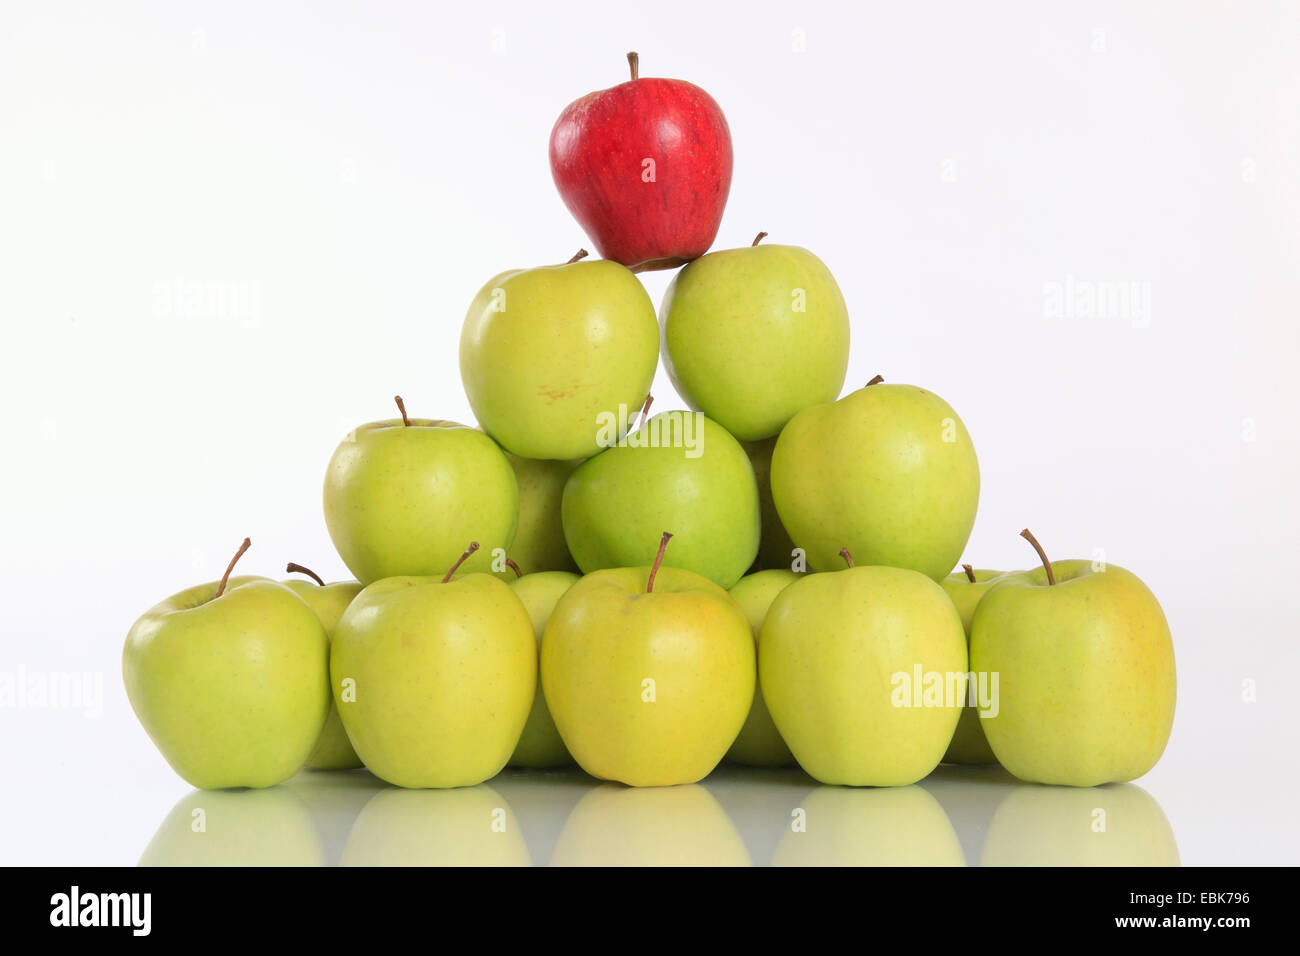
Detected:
left=760, top=554, right=968, bottom=786
left=660, top=235, right=850, bottom=441
left=505, top=453, right=581, bottom=574
left=970, top=530, right=1176, bottom=787
left=340, top=786, right=531, bottom=866
left=726, top=570, right=799, bottom=767
left=323, top=397, right=517, bottom=584
left=562, top=411, right=760, bottom=589
left=541, top=534, right=755, bottom=786
left=771, top=785, right=965, bottom=866
left=123, top=540, right=330, bottom=790
left=460, top=255, right=659, bottom=460
left=939, top=565, right=1009, bottom=766
left=551, top=784, right=751, bottom=866
left=281, top=564, right=364, bottom=771
left=743, top=435, right=798, bottom=571
left=507, top=570, right=580, bottom=769
left=770, top=379, right=979, bottom=580
left=981, top=782, right=1180, bottom=866
left=139, top=788, right=325, bottom=866
left=330, top=545, right=536, bottom=788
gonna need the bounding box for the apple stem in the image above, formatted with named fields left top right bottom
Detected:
left=866, top=374, right=884, bottom=386
left=838, top=547, right=855, bottom=568
left=567, top=249, right=589, bottom=264
left=627, top=51, right=639, bottom=81
left=1019, top=528, right=1056, bottom=585
left=286, top=563, right=325, bottom=587
left=752, top=231, right=768, bottom=247
left=215, top=538, right=251, bottom=599
left=646, top=532, right=673, bottom=593
left=505, top=557, right=522, bottom=579
left=394, top=395, right=411, bottom=427
left=962, top=563, right=976, bottom=583
left=636, top=393, right=654, bottom=431
left=441, top=541, right=481, bottom=583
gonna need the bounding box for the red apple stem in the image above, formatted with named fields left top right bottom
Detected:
left=215, top=538, right=252, bottom=599
left=752, top=231, right=768, bottom=247
left=627, top=51, right=639, bottom=81
left=866, top=374, right=884, bottom=386
left=962, top=563, right=977, bottom=583
left=505, top=557, right=522, bottom=579
left=394, top=395, right=411, bottom=427
left=1019, top=528, right=1055, bottom=585
left=646, top=532, right=673, bottom=593
left=567, top=249, right=589, bottom=264
left=839, top=547, right=855, bottom=568
left=286, top=562, right=325, bottom=587
left=442, top=542, right=480, bottom=582
left=636, top=393, right=654, bottom=431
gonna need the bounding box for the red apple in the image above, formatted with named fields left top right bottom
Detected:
left=549, top=52, right=733, bottom=272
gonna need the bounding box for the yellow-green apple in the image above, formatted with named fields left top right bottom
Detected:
left=771, top=786, right=965, bottom=866
left=770, top=378, right=979, bottom=580
left=341, top=786, right=531, bottom=866
left=505, top=453, right=581, bottom=573
left=660, top=234, right=850, bottom=441
left=549, top=52, right=733, bottom=273
left=122, top=539, right=330, bottom=790
left=551, top=784, right=751, bottom=866
left=760, top=551, right=968, bottom=786
left=562, top=411, right=759, bottom=588
left=507, top=570, right=580, bottom=769
left=459, top=254, right=659, bottom=459
left=970, top=530, right=1176, bottom=787
left=726, top=570, right=799, bottom=767
left=323, top=397, right=517, bottom=583
left=330, top=544, right=536, bottom=789
left=939, top=564, right=1009, bottom=766
left=541, top=534, right=755, bottom=786
left=743, top=435, right=798, bottom=571
left=281, top=563, right=364, bottom=770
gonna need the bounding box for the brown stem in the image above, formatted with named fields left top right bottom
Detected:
left=646, top=532, right=673, bottom=593
left=505, top=557, right=522, bottom=579
left=636, top=393, right=654, bottom=431
left=839, top=547, right=855, bottom=568
left=394, top=395, right=411, bottom=427
left=627, top=51, right=639, bottom=81
left=866, top=374, right=884, bottom=386
left=752, top=231, right=768, bottom=247
left=962, top=563, right=976, bottom=583
left=1019, top=528, right=1055, bottom=585
left=286, top=562, right=324, bottom=587
left=567, top=249, right=589, bottom=264
left=215, top=538, right=251, bottom=599
left=442, top=541, right=480, bottom=583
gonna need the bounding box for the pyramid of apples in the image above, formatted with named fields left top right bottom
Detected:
left=123, top=53, right=1176, bottom=793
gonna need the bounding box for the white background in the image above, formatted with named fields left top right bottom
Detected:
left=1, top=0, right=1297, bottom=865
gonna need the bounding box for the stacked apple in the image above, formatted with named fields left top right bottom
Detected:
left=123, top=53, right=1175, bottom=794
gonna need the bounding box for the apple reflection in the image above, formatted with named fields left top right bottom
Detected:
left=282, top=768, right=388, bottom=866
left=340, top=785, right=530, bottom=866
left=551, top=783, right=751, bottom=866
left=771, top=785, right=965, bottom=866
left=139, top=787, right=325, bottom=866
left=980, top=782, right=1179, bottom=866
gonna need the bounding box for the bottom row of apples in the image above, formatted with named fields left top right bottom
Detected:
left=122, top=528, right=1177, bottom=792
